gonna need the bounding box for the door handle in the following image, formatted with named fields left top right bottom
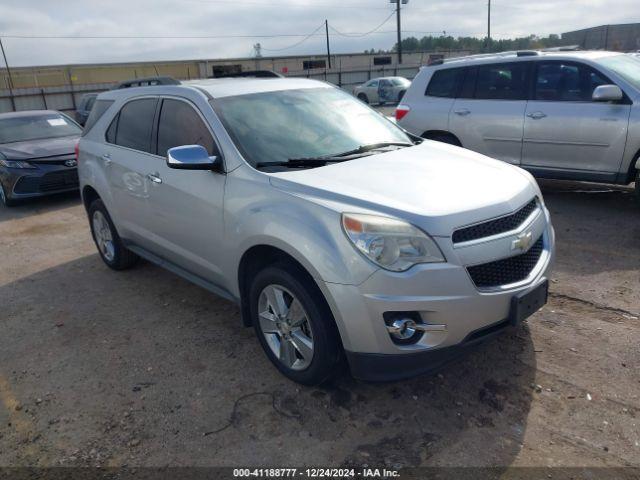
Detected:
left=147, top=173, right=162, bottom=184
left=101, top=153, right=112, bottom=165
left=527, top=111, right=547, bottom=120
left=454, top=109, right=471, bottom=116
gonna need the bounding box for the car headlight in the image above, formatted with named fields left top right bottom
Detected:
left=342, top=213, right=445, bottom=272
left=0, top=159, right=36, bottom=169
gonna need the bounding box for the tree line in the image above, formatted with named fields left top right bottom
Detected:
left=365, top=34, right=568, bottom=54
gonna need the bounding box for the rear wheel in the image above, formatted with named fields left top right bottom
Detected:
left=0, top=182, right=17, bottom=207
left=357, top=93, right=369, bottom=104
left=249, top=264, right=341, bottom=385
left=88, top=199, right=139, bottom=270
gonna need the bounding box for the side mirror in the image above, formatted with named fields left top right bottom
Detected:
left=166, top=145, right=219, bottom=170
left=592, top=84, right=623, bottom=102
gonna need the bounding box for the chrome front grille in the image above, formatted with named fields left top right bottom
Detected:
left=453, top=198, right=538, bottom=244
left=467, top=235, right=544, bottom=289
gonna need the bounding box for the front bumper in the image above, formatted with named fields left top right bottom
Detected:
left=1, top=163, right=79, bottom=200
left=323, top=206, right=555, bottom=381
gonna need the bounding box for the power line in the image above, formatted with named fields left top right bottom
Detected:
left=181, top=0, right=392, bottom=9
left=261, top=23, right=326, bottom=51
left=329, top=11, right=396, bottom=37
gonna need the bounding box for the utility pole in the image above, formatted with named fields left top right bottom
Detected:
left=0, top=37, right=16, bottom=111
left=390, top=0, right=408, bottom=64
left=487, top=0, right=492, bottom=49
left=325, top=20, right=331, bottom=69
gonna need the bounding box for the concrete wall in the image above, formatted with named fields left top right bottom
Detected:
left=0, top=50, right=472, bottom=113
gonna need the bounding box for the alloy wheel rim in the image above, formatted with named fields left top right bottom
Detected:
left=258, top=284, right=314, bottom=371
left=92, top=210, right=115, bottom=262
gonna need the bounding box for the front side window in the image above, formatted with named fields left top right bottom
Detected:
left=426, top=68, right=464, bottom=98
left=211, top=87, right=411, bottom=168
left=475, top=63, right=529, bottom=100
left=0, top=112, right=82, bottom=144
left=156, top=99, right=216, bottom=156
left=535, top=62, right=610, bottom=101
left=112, top=98, right=158, bottom=153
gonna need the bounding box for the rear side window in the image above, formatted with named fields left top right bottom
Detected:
left=112, top=98, right=158, bottom=153
left=81, top=99, right=113, bottom=136
left=156, top=99, right=217, bottom=156
left=475, top=63, right=529, bottom=100
left=425, top=68, right=464, bottom=98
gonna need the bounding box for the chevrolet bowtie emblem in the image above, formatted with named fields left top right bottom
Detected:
left=511, top=231, right=533, bottom=251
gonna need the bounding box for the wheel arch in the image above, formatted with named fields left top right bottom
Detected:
left=237, top=244, right=327, bottom=328
left=82, top=185, right=101, bottom=213
left=421, top=130, right=463, bottom=146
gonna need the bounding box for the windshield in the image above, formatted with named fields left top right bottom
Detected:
left=596, top=55, right=640, bottom=91
left=0, top=113, right=82, bottom=144
left=210, top=87, right=411, bottom=167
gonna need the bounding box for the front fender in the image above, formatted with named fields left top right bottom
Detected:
left=78, top=141, right=118, bottom=219
left=222, top=174, right=378, bottom=298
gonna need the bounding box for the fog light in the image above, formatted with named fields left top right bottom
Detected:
left=383, top=311, right=424, bottom=345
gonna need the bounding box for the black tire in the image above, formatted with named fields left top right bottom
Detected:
left=357, top=93, right=369, bottom=104
left=0, top=182, right=17, bottom=207
left=249, top=263, right=342, bottom=385
left=423, top=132, right=462, bottom=147
left=88, top=199, right=139, bottom=270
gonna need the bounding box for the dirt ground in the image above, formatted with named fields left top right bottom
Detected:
left=0, top=179, right=638, bottom=471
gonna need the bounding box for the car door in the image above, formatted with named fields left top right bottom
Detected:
left=103, top=96, right=160, bottom=247
left=145, top=97, right=227, bottom=286
left=449, top=62, right=531, bottom=165
left=378, top=79, right=392, bottom=104
left=521, top=61, right=631, bottom=175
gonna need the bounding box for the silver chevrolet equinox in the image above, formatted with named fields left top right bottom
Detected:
left=397, top=51, right=640, bottom=200
left=78, top=76, right=555, bottom=385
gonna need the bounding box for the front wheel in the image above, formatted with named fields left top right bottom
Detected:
left=249, top=264, right=342, bottom=385
left=357, top=93, right=369, bottom=104
left=88, top=199, right=139, bottom=270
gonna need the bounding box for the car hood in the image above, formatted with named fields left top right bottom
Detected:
left=0, top=136, right=79, bottom=161
left=268, top=141, right=539, bottom=237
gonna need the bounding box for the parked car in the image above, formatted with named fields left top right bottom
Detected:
left=78, top=77, right=554, bottom=384
left=353, top=76, right=410, bottom=105
left=75, top=93, right=98, bottom=126
left=0, top=110, right=82, bottom=206
left=396, top=50, right=640, bottom=201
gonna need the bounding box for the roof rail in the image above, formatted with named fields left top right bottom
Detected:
left=113, top=76, right=180, bottom=89
left=516, top=50, right=539, bottom=56
left=210, top=70, right=283, bottom=79
left=541, top=45, right=581, bottom=52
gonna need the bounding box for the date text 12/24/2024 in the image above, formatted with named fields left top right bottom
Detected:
left=233, top=468, right=400, bottom=478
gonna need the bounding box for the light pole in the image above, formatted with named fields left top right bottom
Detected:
left=390, top=0, right=408, bottom=64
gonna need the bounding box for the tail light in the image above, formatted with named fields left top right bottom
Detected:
left=74, top=141, right=79, bottom=159
left=395, top=104, right=411, bottom=122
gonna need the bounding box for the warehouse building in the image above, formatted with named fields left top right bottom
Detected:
left=562, top=23, right=640, bottom=51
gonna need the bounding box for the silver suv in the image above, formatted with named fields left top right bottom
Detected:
left=78, top=76, right=555, bottom=384
left=397, top=51, right=640, bottom=199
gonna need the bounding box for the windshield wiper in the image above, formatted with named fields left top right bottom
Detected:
left=317, top=141, right=414, bottom=159
left=255, top=141, right=415, bottom=170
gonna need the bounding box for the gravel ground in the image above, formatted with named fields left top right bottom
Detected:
left=0, top=179, right=638, bottom=470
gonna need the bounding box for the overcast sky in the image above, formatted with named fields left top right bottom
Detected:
left=0, top=0, right=638, bottom=67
